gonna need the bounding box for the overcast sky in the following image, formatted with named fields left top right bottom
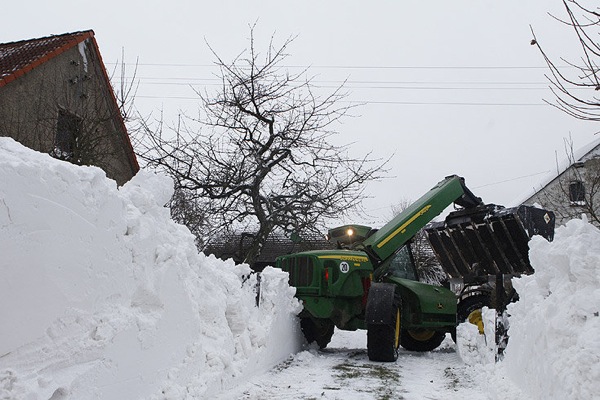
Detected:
left=4, top=1, right=598, bottom=225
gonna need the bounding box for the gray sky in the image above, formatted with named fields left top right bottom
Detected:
left=4, top=1, right=598, bottom=225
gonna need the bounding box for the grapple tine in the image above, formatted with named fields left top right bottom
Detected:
left=425, top=205, right=555, bottom=279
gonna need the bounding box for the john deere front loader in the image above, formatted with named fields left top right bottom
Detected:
left=276, top=175, right=554, bottom=362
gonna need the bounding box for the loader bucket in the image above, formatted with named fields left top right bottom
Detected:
left=425, top=205, right=555, bottom=279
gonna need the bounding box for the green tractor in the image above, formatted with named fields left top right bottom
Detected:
left=276, top=175, right=554, bottom=362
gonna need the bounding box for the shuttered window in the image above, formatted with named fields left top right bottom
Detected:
left=51, top=110, right=81, bottom=161
left=569, top=180, right=585, bottom=205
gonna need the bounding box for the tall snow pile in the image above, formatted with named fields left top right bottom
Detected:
left=455, top=215, right=600, bottom=399
left=503, top=216, right=600, bottom=399
left=0, top=138, right=303, bottom=399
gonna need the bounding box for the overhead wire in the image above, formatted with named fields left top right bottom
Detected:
left=108, top=62, right=567, bottom=107
left=105, top=62, right=569, bottom=70
left=132, top=95, right=548, bottom=106
left=358, top=170, right=554, bottom=223
left=472, top=171, right=553, bottom=189
left=118, top=80, right=556, bottom=90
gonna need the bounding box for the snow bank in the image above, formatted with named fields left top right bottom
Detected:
left=455, top=307, right=497, bottom=367
left=503, top=217, right=600, bottom=399
left=454, top=216, right=600, bottom=399
left=0, top=138, right=303, bottom=399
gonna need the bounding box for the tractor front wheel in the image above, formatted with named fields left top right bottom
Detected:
left=457, top=295, right=491, bottom=333
left=367, top=305, right=401, bottom=362
left=451, top=294, right=491, bottom=341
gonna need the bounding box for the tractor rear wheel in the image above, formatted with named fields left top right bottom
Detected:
left=400, top=329, right=446, bottom=352
left=300, top=318, right=335, bottom=349
left=367, top=305, right=401, bottom=362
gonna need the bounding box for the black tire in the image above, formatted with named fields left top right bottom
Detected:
left=367, top=303, right=401, bottom=362
left=452, top=294, right=491, bottom=343
left=400, top=329, right=446, bottom=352
left=300, top=318, right=335, bottom=349
left=457, top=294, right=491, bottom=323
left=451, top=294, right=490, bottom=341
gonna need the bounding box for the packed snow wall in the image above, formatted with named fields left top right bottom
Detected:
left=503, top=217, right=600, bottom=399
left=456, top=214, right=600, bottom=399
left=0, top=138, right=303, bottom=399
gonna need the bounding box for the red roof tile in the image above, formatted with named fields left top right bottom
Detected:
left=0, top=30, right=94, bottom=88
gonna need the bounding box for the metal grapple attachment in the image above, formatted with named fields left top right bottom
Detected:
left=425, top=205, right=555, bottom=279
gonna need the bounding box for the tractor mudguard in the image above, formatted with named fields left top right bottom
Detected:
left=365, top=282, right=397, bottom=325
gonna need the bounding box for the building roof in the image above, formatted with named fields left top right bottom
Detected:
left=0, top=30, right=139, bottom=174
left=204, top=232, right=335, bottom=265
left=0, top=30, right=95, bottom=88
left=518, top=136, right=600, bottom=205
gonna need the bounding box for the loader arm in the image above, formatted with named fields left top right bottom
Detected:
left=363, top=175, right=483, bottom=264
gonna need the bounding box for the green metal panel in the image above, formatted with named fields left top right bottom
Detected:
left=300, top=296, right=365, bottom=328
left=276, top=250, right=373, bottom=298
left=276, top=249, right=374, bottom=327
left=388, top=277, right=456, bottom=314
left=385, top=276, right=457, bottom=328
left=363, top=175, right=467, bottom=263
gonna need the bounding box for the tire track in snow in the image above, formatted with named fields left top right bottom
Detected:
left=214, top=330, right=500, bottom=399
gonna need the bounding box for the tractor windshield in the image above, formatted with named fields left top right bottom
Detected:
left=376, top=244, right=418, bottom=281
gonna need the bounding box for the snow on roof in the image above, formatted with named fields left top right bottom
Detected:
left=514, top=136, right=600, bottom=205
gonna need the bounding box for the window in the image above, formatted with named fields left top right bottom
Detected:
left=51, top=110, right=81, bottom=161
left=386, top=245, right=418, bottom=281
left=569, top=180, right=585, bottom=205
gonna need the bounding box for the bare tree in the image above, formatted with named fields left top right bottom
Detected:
left=530, top=0, right=600, bottom=121
left=138, top=27, right=387, bottom=265
left=168, top=186, right=210, bottom=248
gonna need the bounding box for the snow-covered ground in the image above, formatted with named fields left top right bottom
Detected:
left=1, top=138, right=598, bottom=399
left=214, top=330, right=529, bottom=400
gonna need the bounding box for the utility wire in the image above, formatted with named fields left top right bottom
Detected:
left=360, top=170, right=553, bottom=222
left=472, top=171, right=552, bottom=189
left=115, top=63, right=562, bottom=106
left=134, top=94, right=548, bottom=106
left=130, top=82, right=562, bottom=90
left=114, top=78, right=557, bottom=90
left=121, top=77, right=551, bottom=84
left=105, top=62, right=569, bottom=70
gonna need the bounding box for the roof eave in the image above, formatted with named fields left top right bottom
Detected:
left=87, top=37, right=140, bottom=175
